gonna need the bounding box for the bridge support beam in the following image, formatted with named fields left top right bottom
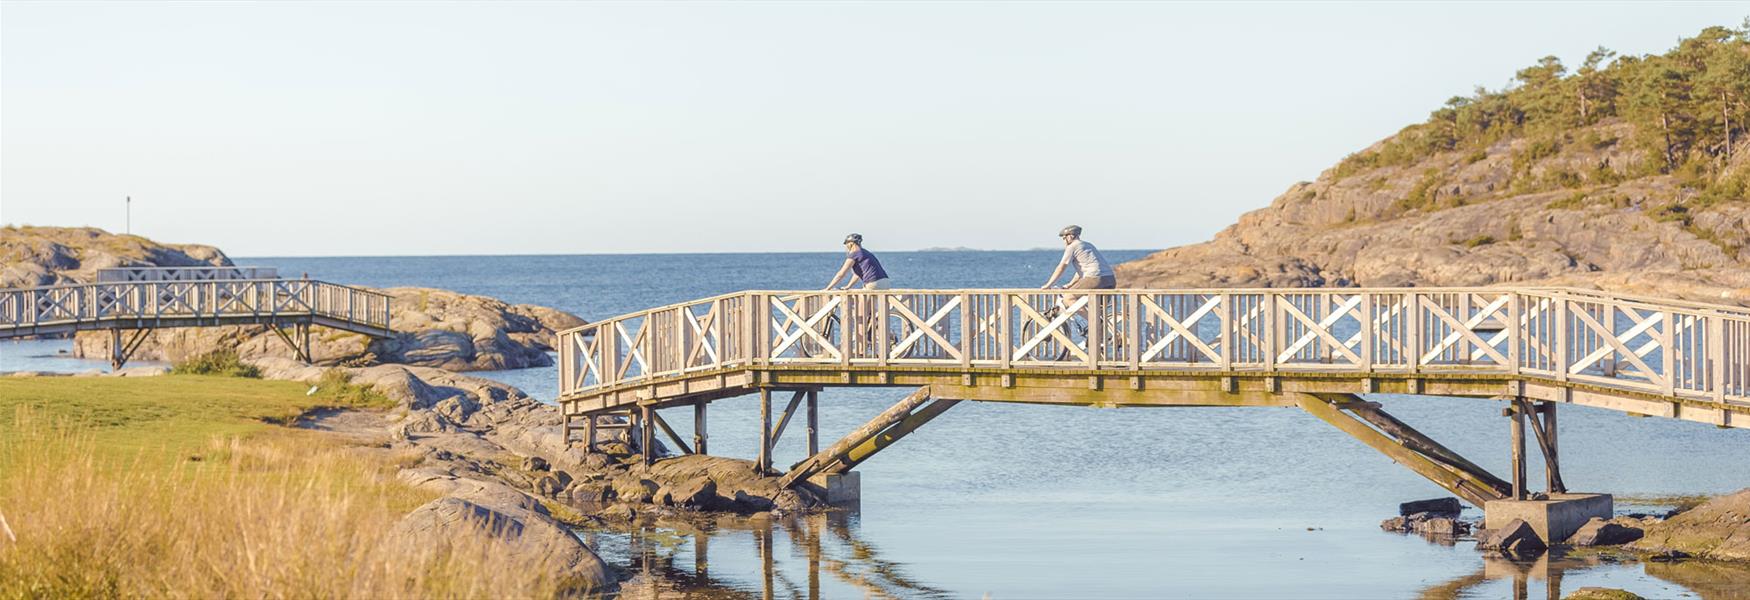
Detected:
left=268, top=323, right=314, bottom=364
left=779, top=386, right=959, bottom=490
left=648, top=407, right=693, bottom=456
left=1298, top=393, right=1510, bottom=508
left=108, top=328, right=151, bottom=370
left=1527, top=400, right=1565, bottom=494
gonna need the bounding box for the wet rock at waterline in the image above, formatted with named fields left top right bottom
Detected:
left=1629, top=489, right=1750, bottom=561
left=1562, top=588, right=1647, bottom=600
left=1380, top=510, right=1471, bottom=537
left=1399, top=497, right=1462, bottom=518
left=1567, top=517, right=1644, bottom=547
left=1477, top=519, right=1547, bottom=556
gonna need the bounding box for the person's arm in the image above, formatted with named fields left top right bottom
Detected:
left=841, top=273, right=863, bottom=290
left=825, top=258, right=854, bottom=290
left=1041, top=261, right=1069, bottom=289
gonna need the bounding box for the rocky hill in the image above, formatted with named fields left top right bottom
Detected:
left=1, top=226, right=231, bottom=287
left=1118, top=26, right=1750, bottom=306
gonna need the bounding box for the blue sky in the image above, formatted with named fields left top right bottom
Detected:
left=2, top=2, right=1742, bottom=256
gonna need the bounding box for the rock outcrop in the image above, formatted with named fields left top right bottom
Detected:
left=1116, top=121, right=1750, bottom=306
left=1477, top=519, right=1547, bottom=556
left=73, top=286, right=584, bottom=371
left=390, top=477, right=609, bottom=590
left=1, top=226, right=230, bottom=288
left=1629, top=489, right=1750, bottom=561
left=1567, top=517, right=1644, bottom=547
left=251, top=357, right=816, bottom=520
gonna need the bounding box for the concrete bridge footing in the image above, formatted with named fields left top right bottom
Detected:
left=1484, top=493, right=1613, bottom=544
left=809, top=472, right=861, bottom=505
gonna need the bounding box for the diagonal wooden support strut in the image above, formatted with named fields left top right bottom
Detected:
left=110, top=328, right=152, bottom=369
left=1298, top=393, right=1510, bottom=507
left=779, top=386, right=957, bottom=489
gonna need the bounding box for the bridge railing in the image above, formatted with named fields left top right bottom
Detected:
left=94, top=266, right=280, bottom=283
left=556, top=288, right=1750, bottom=406
left=0, top=279, right=392, bottom=334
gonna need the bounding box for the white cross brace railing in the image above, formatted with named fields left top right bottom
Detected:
left=556, top=288, right=1750, bottom=406
left=0, top=279, right=392, bottom=337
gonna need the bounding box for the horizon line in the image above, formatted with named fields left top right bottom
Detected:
left=233, top=247, right=1166, bottom=260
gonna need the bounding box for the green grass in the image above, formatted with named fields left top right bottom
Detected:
left=0, top=376, right=590, bottom=597
left=0, top=375, right=377, bottom=470
left=169, top=349, right=261, bottom=378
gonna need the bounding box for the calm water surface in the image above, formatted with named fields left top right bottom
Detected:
left=7, top=251, right=1748, bottom=598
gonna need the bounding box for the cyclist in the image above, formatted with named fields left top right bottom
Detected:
left=1040, top=225, right=1115, bottom=294
left=825, top=233, right=891, bottom=290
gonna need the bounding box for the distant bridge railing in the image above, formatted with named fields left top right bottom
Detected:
left=558, top=288, right=1750, bottom=406
left=0, top=279, right=392, bottom=338
left=94, top=266, right=280, bottom=283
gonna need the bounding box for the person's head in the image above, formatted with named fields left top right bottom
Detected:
left=1058, top=225, right=1082, bottom=245
left=843, top=233, right=863, bottom=251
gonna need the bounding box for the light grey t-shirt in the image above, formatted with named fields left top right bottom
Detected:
left=1061, top=240, right=1115, bottom=278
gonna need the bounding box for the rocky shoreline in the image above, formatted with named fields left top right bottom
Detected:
left=249, top=358, right=833, bottom=591
left=1378, top=492, right=1750, bottom=599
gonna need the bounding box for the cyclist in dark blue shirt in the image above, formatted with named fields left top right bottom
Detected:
left=824, top=233, right=890, bottom=290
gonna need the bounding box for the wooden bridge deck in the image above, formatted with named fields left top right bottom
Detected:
left=0, top=268, right=393, bottom=366
left=556, top=287, right=1750, bottom=507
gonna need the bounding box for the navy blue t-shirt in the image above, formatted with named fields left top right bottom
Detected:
left=848, top=248, right=889, bottom=282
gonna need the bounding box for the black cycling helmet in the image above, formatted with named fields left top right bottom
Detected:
left=844, top=233, right=863, bottom=245
left=1059, top=225, right=1082, bottom=237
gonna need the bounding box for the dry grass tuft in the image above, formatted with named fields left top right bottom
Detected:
left=0, top=407, right=602, bottom=598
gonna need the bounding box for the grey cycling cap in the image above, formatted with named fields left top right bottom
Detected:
left=844, top=233, right=863, bottom=244
left=1059, top=225, right=1082, bottom=237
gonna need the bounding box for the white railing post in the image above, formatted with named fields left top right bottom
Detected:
left=1262, top=292, right=1277, bottom=372
left=1555, top=292, right=1569, bottom=382
left=996, top=293, right=1009, bottom=369
left=1360, top=292, right=1374, bottom=373
left=1086, top=292, right=1100, bottom=369
left=959, top=292, right=972, bottom=369
left=1508, top=292, right=1521, bottom=375
left=1663, top=310, right=1677, bottom=396
left=1219, top=293, right=1232, bottom=369
left=1710, top=312, right=1726, bottom=403
left=1407, top=292, right=1422, bottom=374
left=1127, top=292, right=1141, bottom=370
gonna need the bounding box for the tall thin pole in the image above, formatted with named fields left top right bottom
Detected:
left=126, top=196, right=131, bottom=235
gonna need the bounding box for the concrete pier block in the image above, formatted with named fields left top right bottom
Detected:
left=1484, top=493, right=1612, bottom=544
left=809, top=471, right=861, bottom=505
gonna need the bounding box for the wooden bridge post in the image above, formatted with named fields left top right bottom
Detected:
left=585, top=413, right=598, bottom=453
left=1541, top=401, right=1563, bottom=493
left=109, top=329, right=122, bottom=370
left=758, top=387, right=773, bottom=473
left=1510, top=399, right=1527, bottom=500
left=806, top=389, right=819, bottom=455
left=694, top=399, right=708, bottom=455
left=640, top=405, right=655, bottom=465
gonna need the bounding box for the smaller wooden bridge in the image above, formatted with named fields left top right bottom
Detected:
left=0, top=267, right=393, bottom=368
left=556, top=287, right=1750, bottom=509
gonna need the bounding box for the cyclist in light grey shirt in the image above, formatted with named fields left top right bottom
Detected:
left=1041, top=225, right=1116, bottom=291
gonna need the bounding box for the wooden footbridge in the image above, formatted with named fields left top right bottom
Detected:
left=0, top=267, right=393, bottom=368
left=556, top=288, right=1750, bottom=508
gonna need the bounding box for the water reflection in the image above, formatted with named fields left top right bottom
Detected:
left=586, top=508, right=951, bottom=599
left=1418, top=547, right=1750, bottom=600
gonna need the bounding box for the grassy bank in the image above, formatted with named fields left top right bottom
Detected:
left=0, top=375, right=585, bottom=598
